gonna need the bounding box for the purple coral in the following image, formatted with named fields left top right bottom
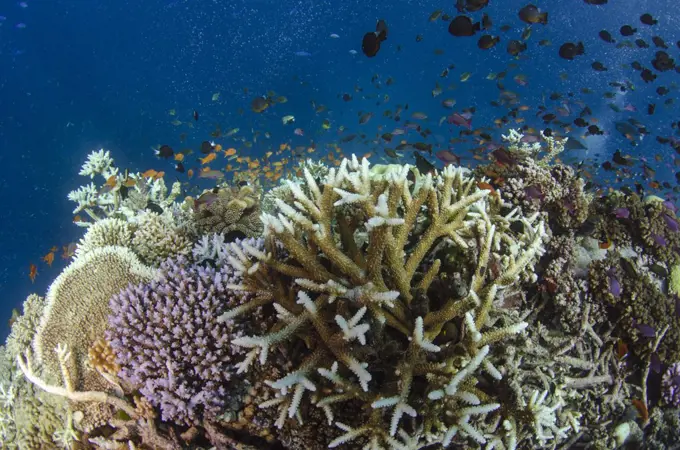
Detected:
left=662, top=362, right=680, bottom=406
left=106, top=256, right=249, bottom=425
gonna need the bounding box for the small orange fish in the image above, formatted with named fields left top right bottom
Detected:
left=616, top=339, right=628, bottom=360
left=42, top=251, right=55, bottom=267
left=477, top=181, right=496, bottom=193
left=105, top=175, right=117, bottom=187
left=73, top=215, right=83, bottom=223
left=123, top=178, right=137, bottom=187
left=61, top=243, right=77, bottom=260
left=187, top=169, right=194, bottom=179
left=224, top=148, right=237, bottom=157
left=631, top=399, right=648, bottom=422
left=28, top=264, right=38, bottom=283
left=214, top=144, right=223, bottom=152
left=174, top=153, right=185, bottom=162
left=599, top=239, right=612, bottom=250
left=142, top=169, right=158, bottom=178
left=200, top=153, right=217, bottom=165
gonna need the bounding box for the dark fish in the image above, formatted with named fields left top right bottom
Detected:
left=652, top=51, right=675, bottom=71
left=583, top=0, right=607, bottom=4
left=175, top=162, right=185, bottom=173
left=635, top=39, right=649, bottom=49
left=477, top=34, right=500, bottom=49
left=464, top=0, right=489, bottom=12
left=620, top=25, right=636, bottom=36
left=155, top=145, right=174, bottom=159
left=251, top=96, right=270, bottom=113
left=518, top=4, right=548, bottom=25
left=641, top=68, right=657, bottom=82
left=564, top=137, right=587, bottom=150
left=414, top=152, right=436, bottom=174
left=591, top=61, right=607, bottom=71
left=492, top=147, right=515, bottom=165
left=146, top=201, right=164, bottom=214
left=559, top=42, right=584, bottom=60
left=362, top=19, right=388, bottom=57
left=652, top=36, right=668, bottom=48
left=598, top=30, right=615, bottom=43
left=193, top=110, right=199, bottom=121
left=481, top=13, right=492, bottom=29
left=200, top=141, right=214, bottom=154
left=507, top=40, right=527, bottom=56
left=449, top=15, right=481, bottom=37
left=640, top=13, right=657, bottom=25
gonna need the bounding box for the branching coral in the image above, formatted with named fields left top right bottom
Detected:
left=106, top=256, right=260, bottom=426
left=68, top=149, right=185, bottom=227
left=217, top=156, right=548, bottom=448
left=130, top=211, right=193, bottom=265
left=193, top=184, right=264, bottom=239
left=480, top=129, right=592, bottom=231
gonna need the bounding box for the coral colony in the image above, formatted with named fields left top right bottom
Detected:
left=2, top=130, right=680, bottom=449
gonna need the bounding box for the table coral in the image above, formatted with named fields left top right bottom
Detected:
left=217, top=156, right=548, bottom=448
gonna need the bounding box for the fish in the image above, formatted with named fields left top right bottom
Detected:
left=362, top=19, right=388, bottom=57
left=29, top=264, right=37, bottom=283
left=211, top=92, right=220, bottom=101
left=282, top=115, right=296, bottom=125
left=447, top=112, right=472, bottom=129
left=477, top=35, right=500, bottom=49
left=518, top=4, right=548, bottom=25
left=330, top=33, right=340, bottom=38
left=559, top=42, right=585, bottom=60
left=42, top=250, right=55, bottom=267
left=251, top=96, right=271, bottom=113
left=448, top=15, right=480, bottom=37
left=294, top=128, right=304, bottom=136
left=193, top=110, right=199, bottom=121
left=155, top=145, right=174, bottom=159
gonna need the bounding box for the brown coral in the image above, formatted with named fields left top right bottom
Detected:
left=194, top=184, right=264, bottom=239
left=88, top=338, right=120, bottom=376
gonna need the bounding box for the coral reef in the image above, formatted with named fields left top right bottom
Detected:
left=193, top=183, right=264, bottom=239
left=106, top=256, right=258, bottom=425
left=218, top=156, right=548, bottom=447
left=8, top=136, right=680, bottom=449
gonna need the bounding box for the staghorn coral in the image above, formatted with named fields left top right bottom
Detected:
left=194, top=184, right=264, bottom=239
left=30, top=245, right=155, bottom=433
left=131, top=211, right=193, bottom=265
left=75, top=217, right=133, bottom=258
left=106, top=256, right=259, bottom=426
left=217, top=156, right=548, bottom=448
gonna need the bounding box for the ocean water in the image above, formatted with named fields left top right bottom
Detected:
left=2, top=0, right=680, bottom=447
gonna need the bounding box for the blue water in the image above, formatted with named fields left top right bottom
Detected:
left=0, top=0, right=678, bottom=338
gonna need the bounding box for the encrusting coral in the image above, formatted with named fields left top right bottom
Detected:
left=217, top=155, right=548, bottom=448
